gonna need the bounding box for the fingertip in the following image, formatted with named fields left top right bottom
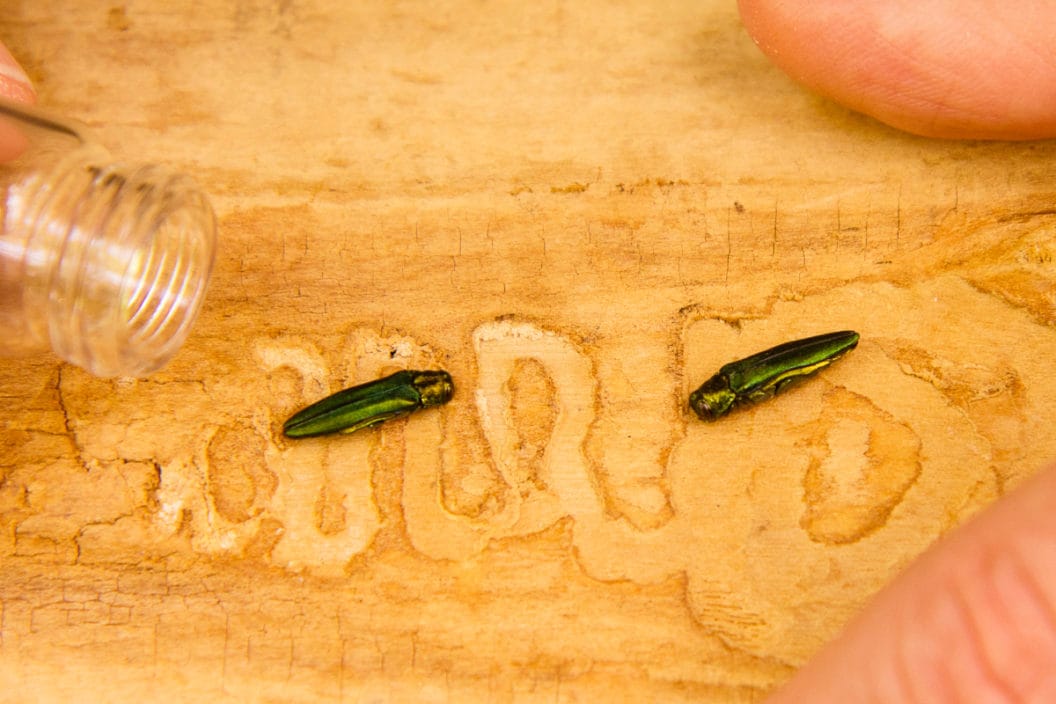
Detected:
left=767, top=465, right=1056, bottom=703
left=0, top=41, right=36, bottom=104
left=738, top=0, right=1056, bottom=140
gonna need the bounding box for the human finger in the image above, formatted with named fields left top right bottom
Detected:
left=766, top=463, right=1056, bottom=702
left=0, top=40, right=35, bottom=104
left=738, top=0, right=1056, bottom=140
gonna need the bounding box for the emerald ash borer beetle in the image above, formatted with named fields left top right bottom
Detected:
left=283, top=369, right=454, bottom=438
left=689, top=330, right=859, bottom=421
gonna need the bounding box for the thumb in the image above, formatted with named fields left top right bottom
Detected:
left=738, top=0, right=1056, bottom=140
left=767, top=464, right=1056, bottom=703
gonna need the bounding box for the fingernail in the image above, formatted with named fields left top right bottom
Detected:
left=0, top=44, right=36, bottom=103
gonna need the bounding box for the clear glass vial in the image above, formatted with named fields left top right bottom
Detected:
left=0, top=97, right=216, bottom=377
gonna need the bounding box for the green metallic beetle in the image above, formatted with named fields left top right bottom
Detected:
left=283, top=369, right=454, bottom=438
left=689, top=330, right=859, bottom=421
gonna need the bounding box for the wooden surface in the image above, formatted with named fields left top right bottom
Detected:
left=3, top=2, right=1056, bottom=701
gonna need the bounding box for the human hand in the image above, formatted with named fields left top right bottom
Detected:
left=0, top=40, right=34, bottom=105
left=740, top=2, right=1056, bottom=700
left=738, top=0, right=1056, bottom=139
left=0, top=41, right=33, bottom=106
left=764, top=464, right=1056, bottom=702
left=0, top=40, right=35, bottom=160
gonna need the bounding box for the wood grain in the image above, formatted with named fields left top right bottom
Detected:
left=2, top=2, right=1055, bottom=701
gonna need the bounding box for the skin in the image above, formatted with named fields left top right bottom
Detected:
left=738, top=0, right=1056, bottom=140
left=0, top=40, right=34, bottom=104
left=738, top=1, right=1056, bottom=700
left=766, top=465, right=1056, bottom=703
left=0, top=39, right=34, bottom=161
left=3, top=7, right=1055, bottom=696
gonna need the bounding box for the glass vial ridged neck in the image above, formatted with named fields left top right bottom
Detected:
left=0, top=98, right=217, bottom=377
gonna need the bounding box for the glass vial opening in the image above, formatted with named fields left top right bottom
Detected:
left=0, top=99, right=217, bottom=377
